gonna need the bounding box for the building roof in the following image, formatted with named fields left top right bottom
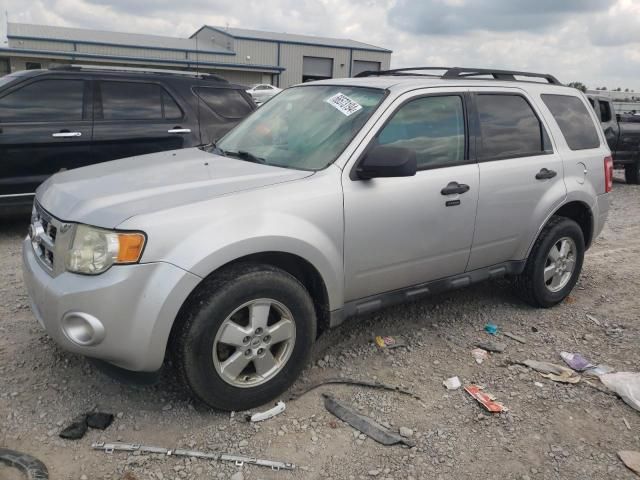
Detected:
left=195, top=25, right=392, bottom=53
left=7, top=22, right=233, bottom=54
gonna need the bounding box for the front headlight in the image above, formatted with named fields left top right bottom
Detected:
left=66, top=224, right=146, bottom=275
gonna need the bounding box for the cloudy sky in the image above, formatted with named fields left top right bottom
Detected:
left=1, top=0, right=639, bottom=91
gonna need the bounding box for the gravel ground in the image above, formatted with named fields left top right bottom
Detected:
left=1, top=173, right=639, bottom=480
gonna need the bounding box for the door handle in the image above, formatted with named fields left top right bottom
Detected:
left=52, top=131, right=82, bottom=138
left=168, top=128, right=191, bottom=134
left=441, top=182, right=470, bottom=196
left=535, top=168, right=557, bottom=180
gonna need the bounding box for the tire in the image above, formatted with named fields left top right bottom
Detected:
left=625, top=163, right=640, bottom=185
left=513, top=216, right=585, bottom=308
left=0, top=449, right=49, bottom=480
left=174, top=263, right=316, bottom=411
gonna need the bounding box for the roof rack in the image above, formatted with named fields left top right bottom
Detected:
left=48, top=64, right=229, bottom=83
left=355, top=67, right=562, bottom=85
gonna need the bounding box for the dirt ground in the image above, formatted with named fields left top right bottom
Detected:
left=1, top=173, right=639, bottom=480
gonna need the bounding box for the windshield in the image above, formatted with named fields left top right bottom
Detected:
left=216, top=85, right=386, bottom=171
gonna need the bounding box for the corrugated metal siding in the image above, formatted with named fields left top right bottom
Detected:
left=279, top=44, right=350, bottom=87
left=352, top=50, right=391, bottom=70
left=10, top=38, right=75, bottom=52
left=211, top=69, right=262, bottom=86
left=79, top=44, right=188, bottom=61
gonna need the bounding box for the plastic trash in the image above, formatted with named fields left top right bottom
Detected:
left=443, top=376, right=461, bottom=390
left=484, top=323, right=498, bottom=335
left=476, top=341, right=506, bottom=353
left=464, top=385, right=508, bottom=413
left=599, top=372, right=640, bottom=413
left=521, top=359, right=581, bottom=383
left=245, top=401, right=286, bottom=422
left=374, top=335, right=405, bottom=349
left=560, top=352, right=595, bottom=372
left=471, top=348, right=488, bottom=364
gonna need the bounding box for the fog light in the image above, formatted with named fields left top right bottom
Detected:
left=61, top=312, right=105, bottom=346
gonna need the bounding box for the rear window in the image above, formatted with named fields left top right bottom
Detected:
left=476, top=94, right=550, bottom=160
left=541, top=94, right=601, bottom=150
left=195, top=88, right=253, bottom=119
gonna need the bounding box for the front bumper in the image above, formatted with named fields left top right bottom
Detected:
left=22, top=238, right=201, bottom=371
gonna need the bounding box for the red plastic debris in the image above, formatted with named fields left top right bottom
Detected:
left=464, top=384, right=508, bottom=413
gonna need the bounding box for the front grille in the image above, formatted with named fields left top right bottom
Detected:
left=29, top=202, right=69, bottom=275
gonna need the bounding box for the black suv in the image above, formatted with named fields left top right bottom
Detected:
left=0, top=65, right=256, bottom=211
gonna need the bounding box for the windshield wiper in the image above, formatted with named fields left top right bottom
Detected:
left=224, top=150, right=266, bottom=164
left=199, top=142, right=226, bottom=156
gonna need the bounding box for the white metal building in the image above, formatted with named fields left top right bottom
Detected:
left=0, top=23, right=391, bottom=87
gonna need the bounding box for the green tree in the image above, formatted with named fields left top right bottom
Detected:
left=567, top=81, right=587, bottom=93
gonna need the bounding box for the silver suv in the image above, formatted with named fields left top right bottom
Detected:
left=23, top=67, right=612, bottom=410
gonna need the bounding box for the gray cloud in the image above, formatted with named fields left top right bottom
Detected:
left=389, top=0, right=616, bottom=35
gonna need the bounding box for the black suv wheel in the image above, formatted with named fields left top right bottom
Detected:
left=174, top=263, right=316, bottom=411
left=513, top=216, right=585, bottom=308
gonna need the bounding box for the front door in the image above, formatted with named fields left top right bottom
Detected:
left=343, top=90, right=479, bottom=301
left=0, top=77, right=92, bottom=197
left=466, top=89, right=567, bottom=270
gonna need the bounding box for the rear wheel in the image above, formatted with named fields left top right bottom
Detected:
left=174, top=263, right=316, bottom=411
left=513, top=216, right=585, bottom=308
left=625, top=162, right=640, bottom=185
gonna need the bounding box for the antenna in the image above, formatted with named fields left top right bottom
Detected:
left=195, top=33, right=203, bottom=146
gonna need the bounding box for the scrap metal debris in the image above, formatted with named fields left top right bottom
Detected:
left=245, top=401, right=286, bottom=422
left=322, top=394, right=415, bottom=447
left=464, top=385, right=508, bottom=413
left=60, top=412, right=114, bottom=440
left=618, top=451, right=640, bottom=476
left=503, top=332, right=527, bottom=344
left=0, top=448, right=49, bottom=480
left=520, top=359, right=581, bottom=384
left=560, top=352, right=595, bottom=372
left=287, top=377, right=421, bottom=401
left=600, top=372, right=640, bottom=413
left=92, top=442, right=295, bottom=471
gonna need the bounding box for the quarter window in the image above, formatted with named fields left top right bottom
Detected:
left=0, top=79, right=85, bottom=122
left=476, top=94, right=549, bottom=160
left=598, top=100, right=612, bottom=123
left=541, top=94, right=601, bottom=150
left=195, top=88, right=254, bottom=119
left=100, top=82, right=182, bottom=120
left=376, top=95, right=466, bottom=169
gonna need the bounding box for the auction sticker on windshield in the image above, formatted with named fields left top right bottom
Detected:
left=325, top=93, right=363, bottom=116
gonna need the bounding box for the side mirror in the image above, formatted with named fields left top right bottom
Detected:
left=356, top=146, right=417, bottom=180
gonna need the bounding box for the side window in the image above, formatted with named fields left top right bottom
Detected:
left=100, top=82, right=182, bottom=120
left=376, top=95, right=466, bottom=169
left=195, top=88, right=253, bottom=119
left=0, top=79, right=85, bottom=122
left=541, top=94, right=601, bottom=150
left=476, top=94, right=550, bottom=160
left=598, top=100, right=612, bottom=123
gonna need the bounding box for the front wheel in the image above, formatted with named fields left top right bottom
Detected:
left=174, top=263, right=316, bottom=411
left=513, top=216, right=585, bottom=308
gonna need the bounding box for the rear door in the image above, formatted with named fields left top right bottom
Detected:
left=91, top=80, right=197, bottom=162
left=467, top=89, right=566, bottom=270
left=0, top=77, right=92, bottom=197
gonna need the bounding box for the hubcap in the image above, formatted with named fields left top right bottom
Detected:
left=544, top=237, right=577, bottom=293
left=212, top=299, right=296, bottom=388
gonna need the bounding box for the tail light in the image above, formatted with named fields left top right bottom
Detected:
left=604, top=155, right=613, bottom=193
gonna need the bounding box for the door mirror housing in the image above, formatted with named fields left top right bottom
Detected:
left=356, top=146, right=417, bottom=180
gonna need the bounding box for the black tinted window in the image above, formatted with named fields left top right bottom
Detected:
left=0, top=79, right=84, bottom=122
left=195, top=88, right=253, bottom=119
left=598, top=100, right=612, bottom=123
left=100, top=82, right=181, bottom=120
left=477, top=94, right=547, bottom=160
left=377, top=96, right=465, bottom=169
left=541, top=94, right=600, bottom=150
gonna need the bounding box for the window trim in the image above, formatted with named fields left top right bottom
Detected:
left=94, top=79, right=184, bottom=122
left=350, top=92, right=473, bottom=180
left=470, top=92, right=554, bottom=163
left=0, top=77, right=89, bottom=124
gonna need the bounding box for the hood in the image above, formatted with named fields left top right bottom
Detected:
left=37, top=147, right=314, bottom=228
